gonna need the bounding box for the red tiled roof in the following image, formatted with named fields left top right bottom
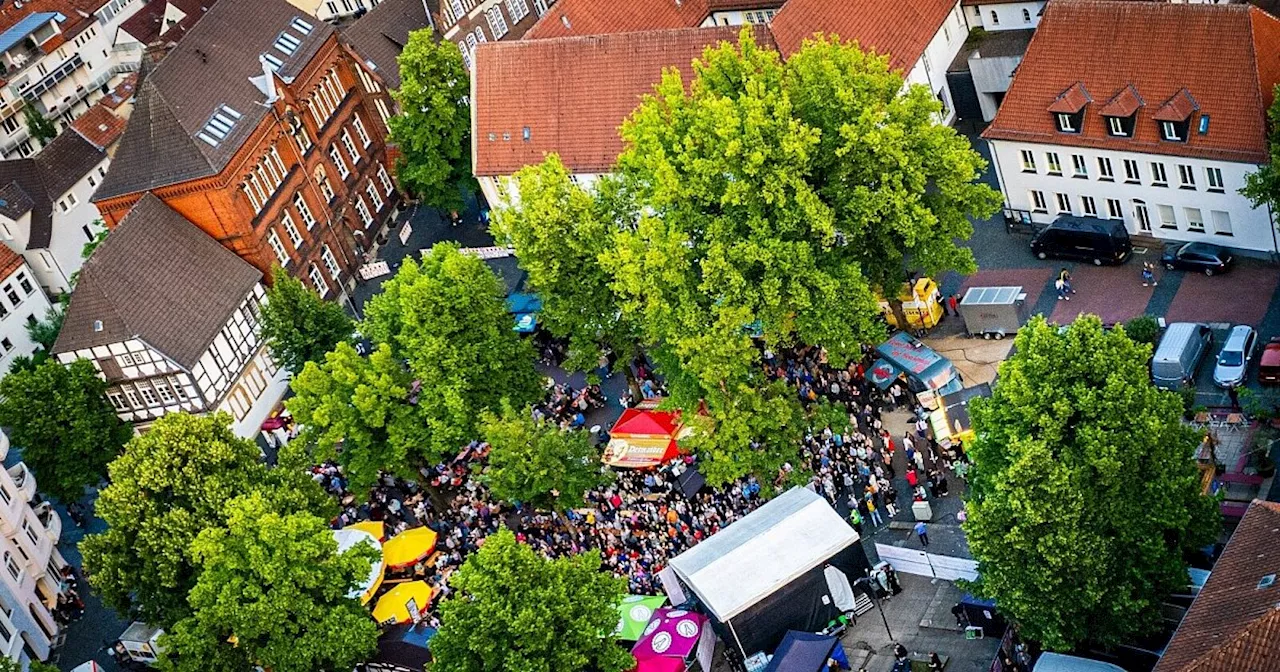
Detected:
left=100, top=72, right=137, bottom=110
left=473, top=25, right=774, bottom=176
left=1153, top=89, right=1199, bottom=122
left=1046, top=82, right=1091, bottom=114
left=523, top=0, right=710, bottom=40
left=70, top=104, right=126, bottom=150
left=1099, top=84, right=1144, bottom=118
left=1154, top=501, right=1280, bottom=672
left=768, top=0, right=958, bottom=70
left=983, top=0, right=1280, bottom=164
left=0, top=246, right=24, bottom=283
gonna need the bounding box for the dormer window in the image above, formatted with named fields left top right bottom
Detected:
left=1099, top=84, right=1142, bottom=139
left=1161, top=121, right=1183, bottom=142
left=1153, top=89, right=1198, bottom=144
left=1047, top=82, right=1090, bottom=135
left=1056, top=113, right=1077, bottom=133
left=1108, top=117, right=1124, bottom=136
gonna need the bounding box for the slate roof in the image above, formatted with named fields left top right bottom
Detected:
left=95, top=0, right=333, bottom=200
left=0, top=131, right=105, bottom=248
left=473, top=25, right=772, bottom=176
left=523, top=0, right=711, bottom=40
left=339, top=0, right=428, bottom=90
left=769, top=0, right=958, bottom=69
left=52, top=193, right=262, bottom=368
left=120, top=0, right=216, bottom=46
left=983, top=0, right=1280, bottom=164
left=1154, top=500, right=1280, bottom=672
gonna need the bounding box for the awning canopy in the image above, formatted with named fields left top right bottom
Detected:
left=604, top=409, right=689, bottom=468
left=332, top=528, right=384, bottom=605
left=373, top=581, right=436, bottom=625
left=632, top=608, right=707, bottom=661
left=615, top=594, right=668, bottom=640
left=762, top=631, right=845, bottom=672
left=668, top=487, right=859, bottom=621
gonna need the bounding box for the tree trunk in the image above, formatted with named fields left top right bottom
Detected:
left=889, top=297, right=912, bottom=336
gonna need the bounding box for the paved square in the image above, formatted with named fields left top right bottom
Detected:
left=957, top=267, right=1054, bottom=309
left=1165, top=260, right=1280, bottom=326
left=1048, top=264, right=1155, bottom=325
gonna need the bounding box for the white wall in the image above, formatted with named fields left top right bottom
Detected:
left=479, top=171, right=602, bottom=211
left=701, top=8, right=779, bottom=27
left=905, top=1, right=968, bottom=126
left=963, top=1, right=1044, bottom=32
left=41, top=159, right=109, bottom=294
left=0, top=264, right=51, bottom=376
left=0, top=432, right=64, bottom=664
left=989, top=138, right=1275, bottom=253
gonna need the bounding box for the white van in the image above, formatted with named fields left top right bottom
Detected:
left=1152, top=322, right=1213, bottom=390
left=1033, top=653, right=1128, bottom=672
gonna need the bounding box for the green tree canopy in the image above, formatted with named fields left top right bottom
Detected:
left=287, top=342, right=426, bottom=492
left=964, top=316, right=1219, bottom=651
left=389, top=28, right=472, bottom=212
left=361, top=244, right=542, bottom=459
left=491, top=156, right=638, bottom=376
left=603, top=31, right=997, bottom=484
left=0, top=359, right=132, bottom=503
left=260, top=266, right=354, bottom=375
left=1242, top=85, right=1280, bottom=210
left=480, top=403, right=611, bottom=510
left=25, top=303, right=64, bottom=352
left=158, top=493, right=379, bottom=672
left=80, top=413, right=330, bottom=627
left=431, top=528, right=632, bottom=672
left=23, top=107, right=55, bottom=145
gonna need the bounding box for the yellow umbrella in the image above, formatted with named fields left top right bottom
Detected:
left=345, top=520, right=386, bottom=541
left=383, top=527, right=438, bottom=570
left=372, top=580, right=435, bottom=625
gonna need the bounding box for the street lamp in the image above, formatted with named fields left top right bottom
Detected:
left=853, top=576, right=895, bottom=642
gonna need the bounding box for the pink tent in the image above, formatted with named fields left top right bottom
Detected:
left=633, top=658, right=685, bottom=672
left=632, top=608, right=708, bottom=662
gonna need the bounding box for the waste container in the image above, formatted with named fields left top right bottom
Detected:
left=912, top=500, right=933, bottom=521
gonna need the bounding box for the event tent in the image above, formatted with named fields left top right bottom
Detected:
left=332, top=528, right=384, bottom=604
left=632, top=608, right=707, bottom=661
left=603, top=409, right=688, bottom=468
left=668, top=487, right=866, bottom=657
left=616, top=594, right=668, bottom=640
left=762, top=631, right=849, bottom=672
left=633, top=659, right=685, bottom=672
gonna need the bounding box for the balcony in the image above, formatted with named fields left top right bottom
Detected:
left=6, top=464, right=34, bottom=504
left=19, top=53, right=84, bottom=100
left=33, top=502, right=59, bottom=542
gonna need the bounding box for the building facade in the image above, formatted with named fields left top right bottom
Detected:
left=92, top=0, right=402, bottom=304
left=53, top=194, right=288, bottom=437
left=443, top=0, right=555, bottom=69
left=982, top=0, right=1280, bottom=254
left=961, top=0, right=1044, bottom=31
left=0, top=248, right=54, bottom=377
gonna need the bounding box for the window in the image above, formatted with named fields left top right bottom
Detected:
left=274, top=30, right=302, bottom=56
left=990, top=9, right=998, bottom=24
left=1081, top=196, right=1097, bottom=217
left=1020, top=150, right=1036, bottom=172
left=1071, top=154, right=1087, bottom=178
left=329, top=145, right=349, bottom=179
left=1161, top=121, right=1182, bottom=142
left=321, top=245, right=341, bottom=279
left=1206, top=167, right=1224, bottom=192
left=1056, top=113, right=1076, bottom=133
left=5, top=553, right=19, bottom=581
left=137, top=383, right=159, bottom=406
left=1185, top=207, right=1205, bottom=233
left=487, top=7, right=509, bottom=38
left=3, top=284, right=18, bottom=306
left=1045, top=152, right=1061, bottom=175
left=1157, top=204, right=1177, bottom=229
left=534, top=0, right=548, bottom=14
left=1123, top=159, right=1140, bottom=183
left=290, top=115, right=312, bottom=152
left=1151, top=162, right=1167, bottom=186
left=458, top=42, right=472, bottom=70
left=169, top=377, right=189, bottom=401
left=294, top=194, right=316, bottom=230
left=1107, top=116, right=1127, bottom=137
left=506, top=0, right=529, bottom=23
left=378, top=163, right=394, bottom=195
left=262, top=52, right=283, bottom=72
left=21, top=519, right=37, bottom=546
left=473, top=26, right=486, bottom=44
left=1022, top=7, right=1031, bottom=21
left=315, top=165, right=335, bottom=202
left=1107, top=198, right=1123, bottom=219
left=1029, top=190, right=1047, bottom=212
left=16, top=273, right=31, bottom=296
left=366, top=182, right=383, bottom=211
left=123, top=386, right=141, bottom=408
left=309, top=264, right=330, bottom=296
left=268, top=230, right=289, bottom=265
left=355, top=196, right=373, bottom=227
left=1211, top=210, right=1232, bottom=236
left=1097, top=157, right=1114, bottom=180
left=352, top=115, right=371, bottom=147
left=0, top=116, right=17, bottom=134
left=1177, top=164, right=1195, bottom=189
left=198, top=105, right=242, bottom=147
left=107, top=392, right=127, bottom=411
left=282, top=213, right=303, bottom=248
left=291, top=17, right=314, bottom=34
left=341, top=129, right=360, bottom=164
left=1055, top=193, right=1071, bottom=213
left=119, top=353, right=134, bottom=366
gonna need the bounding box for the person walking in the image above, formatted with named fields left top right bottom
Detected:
left=1055, top=277, right=1069, bottom=301
left=1141, top=262, right=1156, bottom=287
left=947, top=293, right=960, bottom=317
left=1058, top=268, right=1075, bottom=294
left=915, top=520, right=930, bottom=547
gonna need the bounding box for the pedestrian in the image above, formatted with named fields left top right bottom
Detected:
left=1058, top=268, right=1074, bottom=294
left=867, top=498, right=883, bottom=526
left=929, top=652, right=945, bottom=672
left=1141, top=262, right=1156, bottom=287
left=1228, top=385, right=1241, bottom=411
left=1054, top=277, right=1069, bottom=301
left=915, top=520, right=929, bottom=547
left=947, top=293, right=960, bottom=317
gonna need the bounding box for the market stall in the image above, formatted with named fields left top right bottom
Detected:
left=506, top=293, right=542, bottom=333
left=761, top=631, right=849, bottom=672
left=632, top=608, right=708, bottom=664
left=878, top=277, right=944, bottom=331
left=927, top=383, right=992, bottom=448
left=616, top=594, right=669, bottom=640
left=333, top=528, right=385, bottom=604
left=603, top=409, right=690, bottom=468
left=870, top=332, right=964, bottom=410
left=382, top=527, right=438, bottom=571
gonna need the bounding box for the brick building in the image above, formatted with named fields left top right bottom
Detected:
left=92, top=0, right=405, bottom=305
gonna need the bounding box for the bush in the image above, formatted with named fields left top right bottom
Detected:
left=1124, top=315, right=1160, bottom=346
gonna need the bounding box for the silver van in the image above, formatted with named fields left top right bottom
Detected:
left=1033, top=653, right=1127, bottom=672
left=1152, top=322, right=1213, bottom=390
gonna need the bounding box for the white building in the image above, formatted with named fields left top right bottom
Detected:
left=0, top=430, right=69, bottom=666
left=0, top=130, right=109, bottom=295
left=0, top=247, right=54, bottom=377
left=962, top=0, right=1044, bottom=32
left=52, top=194, right=288, bottom=437
left=982, top=0, right=1280, bottom=254
left=0, top=0, right=146, bottom=159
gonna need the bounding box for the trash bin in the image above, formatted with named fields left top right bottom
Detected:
left=912, top=500, right=933, bottom=521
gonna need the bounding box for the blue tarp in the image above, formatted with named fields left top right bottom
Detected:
left=506, top=293, right=542, bottom=333
left=0, top=13, right=59, bottom=54
left=763, top=631, right=848, bottom=672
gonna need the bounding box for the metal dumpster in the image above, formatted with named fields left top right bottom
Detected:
left=958, top=286, right=1030, bottom=339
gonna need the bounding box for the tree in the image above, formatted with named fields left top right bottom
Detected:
left=361, top=244, right=542, bottom=459
left=287, top=342, right=427, bottom=492
left=1243, top=86, right=1280, bottom=210
left=260, top=266, right=354, bottom=375
left=431, top=529, right=632, bottom=672
left=480, top=403, right=610, bottom=510
left=964, top=316, right=1219, bottom=651
left=80, top=413, right=330, bottom=627
left=81, top=224, right=109, bottom=260
left=26, top=662, right=60, bottom=672
left=23, top=107, right=56, bottom=146
left=26, top=304, right=64, bottom=352
left=491, top=156, right=638, bottom=377
left=0, top=359, right=132, bottom=503
left=1123, top=314, right=1160, bottom=346
left=158, top=493, right=379, bottom=672
left=389, top=28, right=472, bottom=212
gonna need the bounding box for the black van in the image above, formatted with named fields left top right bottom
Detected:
left=1029, top=216, right=1133, bottom=266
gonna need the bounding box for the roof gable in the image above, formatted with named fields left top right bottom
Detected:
left=768, top=0, right=958, bottom=70
left=1046, top=82, right=1091, bottom=114
left=339, top=0, right=428, bottom=90
left=1099, top=84, right=1144, bottom=118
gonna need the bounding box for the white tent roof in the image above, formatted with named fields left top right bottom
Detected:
left=669, top=486, right=859, bottom=621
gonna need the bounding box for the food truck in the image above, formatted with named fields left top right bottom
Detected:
left=877, top=277, right=945, bottom=331
left=869, top=332, right=964, bottom=409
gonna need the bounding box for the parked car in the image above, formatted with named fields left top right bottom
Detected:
left=1152, top=322, right=1213, bottom=390
left=1161, top=242, right=1233, bottom=276
left=1259, top=337, right=1280, bottom=385
left=1213, top=325, right=1257, bottom=388
left=1029, top=216, right=1132, bottom=266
